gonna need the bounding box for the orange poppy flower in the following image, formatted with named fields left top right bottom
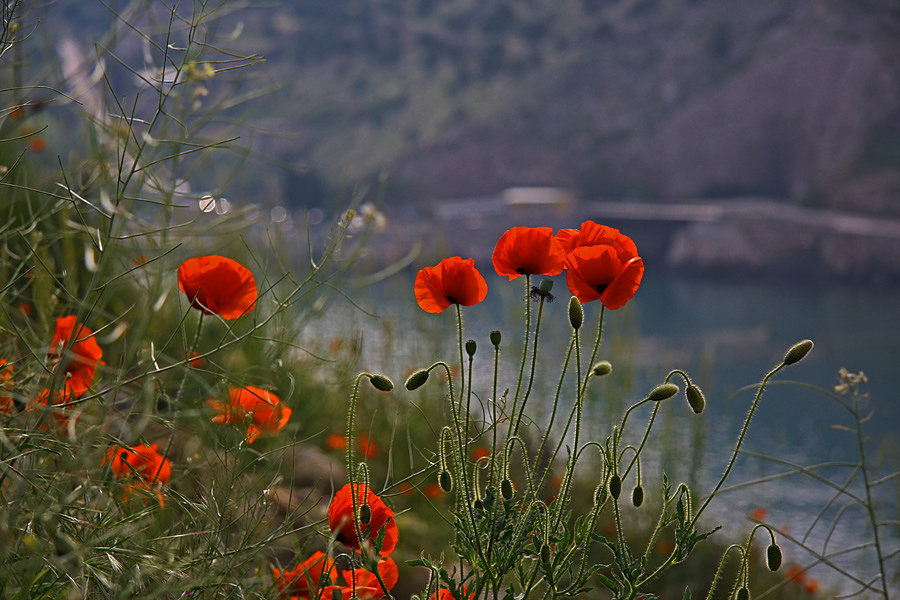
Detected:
left=358, top=433, right=378, bottom=458
left=328, top=483, right=398, bottom=556
left=326, top=433, right=348, bottom=451
left=397, top=482, right=415, bottom=497
left=555, top=221, right=639, bottom=259
left=177, top=255, right=257, bottom=319
left=784, top=565, right=806, bottom=584
left=339, top=556, right=398, bottom=599
left=207, top=385, right=291, bottom=443
left=414, top=256, right=488, bottom=313
left=27, top=137, right=46, bottom=152
left=424, top=483, right=445, bottom=499
left=104, top=443, right=171, bottom=506
left=749, top=507, right=769, bottom=522
left=48, top=316, right=104, bottom=397
left=492, top=226, right=566, bottom=280
left=0, top=359, right=14, bottom=413
left=564, top=245, right=644, bottom=309
left=471, top=446, right=490, bottom=461
left=273, top=551, right=336, bottom=600
left=803, top=578, right=820, bottom=594
left=430, top=585, right=473, bottom=600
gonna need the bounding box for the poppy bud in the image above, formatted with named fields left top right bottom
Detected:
left=686, top=384, right=705, bottom=414
left=439, top=470, right=453, bottom=493
left=783, top=339, right=813, bottom=365
left=334, top=554, right=353, bottom=571
left=368, top=374, right=394, bottom=392
left=501, top=478, right=514, bottom=500
left=593, top=483, right=607, bottom=505
left=332, top=587, right=344, bottom=600
left=591, top=361, right=612, bottom=377
left=538, top=278, right=554, bottom=293
left=631, top=485, right=644, bottom=508
left=473, top=499, right=484, bottom=511
left=405, top=369, right=429, bottom=391
left=540, top=543, right=551, bottom=564
left=676, top=498, right=685, bottom=521
left=568, top=296, right=583, bottom=330
left=359, top=503, right=371, bottom=525
left=490, top=330, right=502, bottom=347
left=465, top=339, right=476, bottom=357
left=609, top=474, right=622, bottom=500
left=766, top=543, right=782, bottom=571
left=649, top=383, right=679, bottom=402
left=736, top=587, right=749, bottom=600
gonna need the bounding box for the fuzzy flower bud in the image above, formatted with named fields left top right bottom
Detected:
left=538, top=278, right=554, bottom=293
left=736, top=587, right=749, bottom=600
left=540, top=543, right=551, bottom=564
left=368, top=374, right=394, bottom=392
left=490, top=330, right=502, bottom=347
left=609, top=474, right=622, bottom=500
left=465, top=339, right=477, bottom=357
left=631, top=485, right=644, bottom=508
left=405, top=369, right=430, bottom=391
left=686, top=384, right=705, bottom=414
left=783, top=339, right=813, bottom=365
left=501, top=478, right=514, bottom=500
left=766, top=543, right=782, bottom=571
left=359, top=503, right=371, bottom=525
left=649, top=383, right=679, bottom=402
left=439, top=470, right=453, bottom=493
left=568, top=296, right=583, bottom=330
left=591, top=361, right=612, bottom=377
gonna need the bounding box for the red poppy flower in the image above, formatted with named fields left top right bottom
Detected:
left=564, top=245, right=644, bottom=309
left=326, top=433, right=348, bottom=451
left=471, top=446, right=490, bottom=461
left=104, top=443, right=171, bottom=506
left=273, top=551, right=336, bottom=600
left=492, top=226, right=566, bottom=280
left=424, top=483, right=445, bottom=499
left=207, top=385, right=291, bottom=443
left=0, top=359, right=14, bottom=413
left=328, top=483, right=398, bottom=556
left=339, top=556, right=398, bottom=599
left=430, top=586, right=473, bottom=600
left=414, top=257, right=488, bottom=313
left=556, top=221, right=639, bottom=260
left=48, top=316, right=104, bottom=397
left=177, top=255, right=257, bottom=319
left=358, top=433, right=378, bottom=458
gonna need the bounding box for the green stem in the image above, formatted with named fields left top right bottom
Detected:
left=508, top=275, right=532, bottom=438
left=513, top=293, right=547, bottom=436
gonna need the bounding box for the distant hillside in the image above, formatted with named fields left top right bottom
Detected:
left=42, top=0, right=900, bottom=213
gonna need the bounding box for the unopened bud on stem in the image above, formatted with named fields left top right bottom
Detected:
left=439, top=470, right=453, bottom=493
left=368, top=374, right=394, bottom=392
left=766, top=543, right=782, bottom=571
left=686, top=384, right=705, bottom=414
left=568, top=296, right=583, bottom=330
left=490, top=330, right=502, bottom=347
left=405, top=369, right=429, bottom=391
left=649, top=383, right=679, bottom=402
left=591, top=361, right=612, bottom=377
left=631, top=485, right=644, bottom=508
left=501, top=478, right=514, bottom=500
left=783, top=339, right=813, bottom=365
left=609, top=474, right=622, bottom=500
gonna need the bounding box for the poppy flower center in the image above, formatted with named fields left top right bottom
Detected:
left=596, top=284, right=609, bottom=294
left=446, top=296, right=457, bottom=304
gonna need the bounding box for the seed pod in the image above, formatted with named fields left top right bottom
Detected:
left=490, top=330, right=502, bottom=347
left=736, top=587, right=750, bottom=600
left=405, top=369, right=430, bottom=391
left=568, top=296, right=583, bottom=330
left=501, top=478, right=514, bottom=500
left=649, top=383, right=679, bottom=402
left=686, top=384, right=705, bottom=414
left=591, top=361, right=612, bottom=377
left=609, top=474, right=622, bottom=500
left=439, top=470, right=453, bottom=493
left=540, top=543, right=551, bottom=564
left=465, top=339, right=477, bottom=357
left=766, top=543, right=782, bottom=571
left=359, top=503, right=371, bottom=525
left=368, top=374, right=394, bottom=392
left=631, top=485, right=644, bottom=508
left=538, top=278, right=554, bottom=293
left=783, top=339, right=813, bottom=365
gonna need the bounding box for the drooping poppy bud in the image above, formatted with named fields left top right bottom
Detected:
left=540, top=543, right=551, bottom=564
left=501, top=478, right=514, bottom=500
left=736, top=587, right=750, bottom=600
left=766, top=543, right=782, bottom=571
left=405, top=369, right=430, bottom=391
left=609, top=474, right=622, bottom=500
left=490, top=330, right=502, bottom=347
left=631, top=485, right=644, bottom=508
left=648, top=383, right=679, bottom=402
left=592, top=361, right=612, bottom=377
left=686, top=384, right=705, bottom=414
left=783, top=339, right=813, bottom=365
left=359, top=503, right=371, bottom=525
left=439, top=470, right=453, bottom=493
left=568, top=296, right=583, bottom=330
left=368, top=374, right=394, bottom=392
